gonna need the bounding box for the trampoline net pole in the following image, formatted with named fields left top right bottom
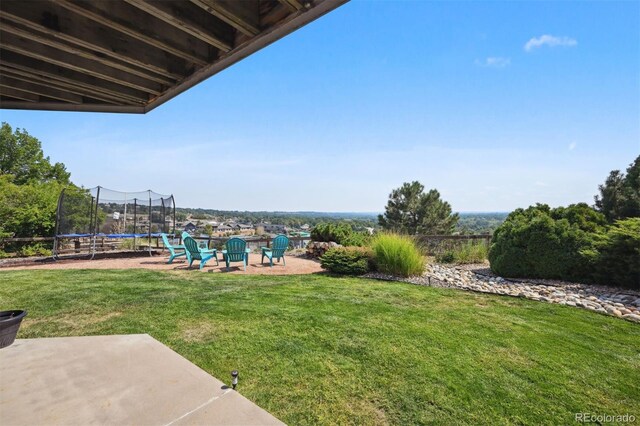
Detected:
left=91, top=186, right=101, bottom=260
left=172, top=196, right=176, bottom=237
left=53, top=188, right=66, bottom=259
left=148, top=191, right=152, bottom=256
left=133, top=198, right=137, bottom=251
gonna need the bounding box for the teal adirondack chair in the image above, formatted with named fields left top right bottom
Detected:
left=183, top=235, right=218, bottom=270
left=261, top=234, right=289, bottom=267
left=161, top=233, right=186, bottom=264
left=222, top=237, right=248, bottom=271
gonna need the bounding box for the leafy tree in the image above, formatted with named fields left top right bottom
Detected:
left=594, top=155, right=640, bottom=221
left=378, top=181, right=459, bottom=235
left=0, top=122, right=70, bottom=184
left=0, top=175, right=64, bottom=237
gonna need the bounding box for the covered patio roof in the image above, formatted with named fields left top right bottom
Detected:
left=0, top=0, right=348, bottom=113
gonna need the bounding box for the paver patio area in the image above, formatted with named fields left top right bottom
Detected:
left=0, top=334, right=284, bottom=425
left=1, top=254, right=323, bottom=275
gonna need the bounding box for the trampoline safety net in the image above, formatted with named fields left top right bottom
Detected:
left=53, top=186, right=175, bottom=259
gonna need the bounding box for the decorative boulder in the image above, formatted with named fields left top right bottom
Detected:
left=306, top=241, right=341, bottom=258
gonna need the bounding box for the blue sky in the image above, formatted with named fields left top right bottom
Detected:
left=1, top=0, right=639, bottom=212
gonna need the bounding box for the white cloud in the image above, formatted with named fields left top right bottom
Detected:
left=568, top=142, right=577, bottom=151
left=525, top=35, right=577, bottom=51
left=475, top=57, right=511, bottom=68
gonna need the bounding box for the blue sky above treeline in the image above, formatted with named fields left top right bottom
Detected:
left=2, top=1, right=638, bottom=212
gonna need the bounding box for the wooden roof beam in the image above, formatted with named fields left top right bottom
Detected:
left=0, top=75, right=82, bottom=104
left=0, top=3, right=186, bottom=81
left=278, top=0, right=306, bottom=12
left=0, top=86, right=38, bottom=103
left=0, top=20, right=175, bottom=86
left=189, top=0, right=260, bottom=37
left=0, top=100, right=144, bottom=113
left=0, top=31, right=163, bottom=95
left=123, top=0, right=233, bottom=51
left=53, top=0, right=210, bottom=67
left=0, top=66, right=128, bottom=106
left=0, top=52, right=149, bottom=105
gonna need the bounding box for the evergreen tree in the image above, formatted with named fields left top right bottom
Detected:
left=378, top=181, right=459, bottom=235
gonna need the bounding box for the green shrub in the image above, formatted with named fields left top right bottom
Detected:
left=488, top=203, right=605, bottom=282
left=595, top=218, right=640, bottom=289
left=320, top=246, right=375, bottom=275
left=436, top=241, right=488, bottom=264
left=17, top=243, right=52, bottom=257
left=371, top=233, right=426, bottom=277
left=311, top=223, right=369, bottom=247
left=121, top=239, right=135, bottom=250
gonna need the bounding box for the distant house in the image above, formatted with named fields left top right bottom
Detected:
left=217, top=225, right=233, bottom=232
left=258, top=223, right=287, bottom=234
left=183, top=222, right=197, bottom=234
left=290, top=231, right=311, bottom=238
left=237, top=224, right=252, bottom=230
left=300, top=224, right=310, bottom=231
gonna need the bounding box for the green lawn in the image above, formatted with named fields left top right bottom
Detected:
left=1, top=270, right=638, bottom=425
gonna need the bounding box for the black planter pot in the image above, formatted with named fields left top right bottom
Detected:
left=0, top=310, right=27, bottom=349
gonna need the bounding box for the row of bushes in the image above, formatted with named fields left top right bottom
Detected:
left=320, top=233, right=425, bottom=277
left=435, top=241, right=488, bottom=264
left=488, top=204, right=639, bottom=289
left=311, top=223, right=370, bottom=247
left=0, top=242, right=52, bottom=258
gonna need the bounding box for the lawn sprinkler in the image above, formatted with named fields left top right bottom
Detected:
left=231, top=370, right=239, bottom=390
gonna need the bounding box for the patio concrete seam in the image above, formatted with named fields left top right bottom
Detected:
left=163, top=389, right=233, bottom=426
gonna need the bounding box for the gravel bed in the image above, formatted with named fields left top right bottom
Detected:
left=363, top=264, right=640, bottom=324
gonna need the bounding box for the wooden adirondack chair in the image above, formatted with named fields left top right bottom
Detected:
left=261, top=234, right=289, bottom=267
left=222, top=237, right=248, bottom=271
left=183, top=235, right=218, bottom=270
left=161, top=233, right=186, bottom=264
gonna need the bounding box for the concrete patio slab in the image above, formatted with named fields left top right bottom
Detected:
left=0, top=334, right=284, bottom=426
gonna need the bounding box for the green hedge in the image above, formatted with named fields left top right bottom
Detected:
left=311, top=223, right=369, bottom=247
left=594, top=218, right=640, bottom=288
left=489, top=204, right=639, bottom=289
left=320, top=247, right=376, bottom=275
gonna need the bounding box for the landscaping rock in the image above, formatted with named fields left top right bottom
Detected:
left=305, top=241, right=340, bottom=258
left=622, top=314, right=640, bottom=323
left=363, top=264, right=640, bottom=324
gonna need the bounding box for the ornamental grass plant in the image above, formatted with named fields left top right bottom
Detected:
left=371, top=232, right=426, bottom=277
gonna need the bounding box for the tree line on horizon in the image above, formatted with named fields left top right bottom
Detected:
left=0, top=121, right=636, bottom=262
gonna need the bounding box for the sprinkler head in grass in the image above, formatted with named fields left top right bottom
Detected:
left=231, top=370, right=239, bottom=390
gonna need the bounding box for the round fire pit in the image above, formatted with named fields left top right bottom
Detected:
left=0, top=310, right=27, bottom=349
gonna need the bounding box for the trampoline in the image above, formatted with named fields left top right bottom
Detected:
left=53, top=186, right=176, bottom=259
